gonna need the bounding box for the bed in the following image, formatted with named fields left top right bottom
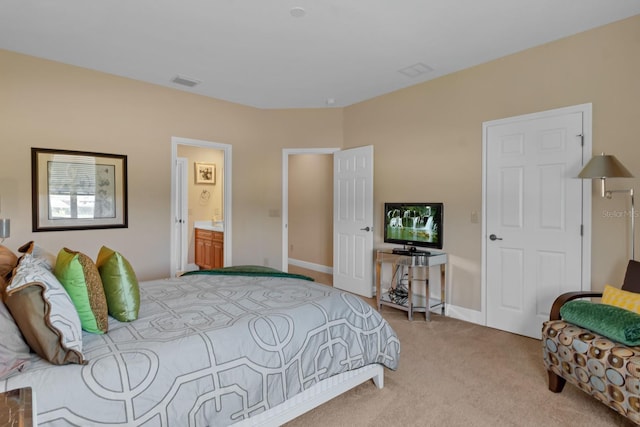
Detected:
left=0, top=261, right=400, bottom=426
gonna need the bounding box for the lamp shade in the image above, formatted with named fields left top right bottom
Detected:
left=0, top=218, right=9, bottom=239
left=578, top=153, right=634, bottom=179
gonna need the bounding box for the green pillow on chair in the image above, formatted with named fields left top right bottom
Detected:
left=560, top=300, right=640, bottom=346
left=96, top=246, right=140, bottom=322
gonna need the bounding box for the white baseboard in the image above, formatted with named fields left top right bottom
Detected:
left=288, top=258, right=333, bottom=275
left=445, top=304, right=485, bottom=326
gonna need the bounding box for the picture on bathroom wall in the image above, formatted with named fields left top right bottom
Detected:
left=195, top=162, right=216, bottom=184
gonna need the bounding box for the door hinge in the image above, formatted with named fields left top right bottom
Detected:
left=580, top=224, right=583, bottom=236
left=577, top=134, right=584, bottom=147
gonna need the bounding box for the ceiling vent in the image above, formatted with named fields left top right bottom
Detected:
left=171, top=75, right=201, bottom=87
left=398, top=63, right=434, bottom=78
left=290, top=7, right=306, bottom=18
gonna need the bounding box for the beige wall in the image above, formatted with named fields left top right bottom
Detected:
left=1, top=14, right=638, bottom=313
left=344, top=14, right=640, bottom=310
left=0, top=49, right=343, bottom=280
left=289, top=154, right=333, bottom=266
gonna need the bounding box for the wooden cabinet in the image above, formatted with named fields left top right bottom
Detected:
left=211, top=232, right=223, bottom=268
left=0, top=387, right=34, bottom=427
left=195, top=228, right=224, bottom=269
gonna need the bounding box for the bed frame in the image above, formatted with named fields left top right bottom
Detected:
left=233, top=364, right=384, bottom=426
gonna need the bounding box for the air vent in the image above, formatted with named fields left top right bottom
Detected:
left=398, top=63, right=434, bottom=78
left=171, top=75, right=201, bottom=87
left=290, top=7, right=306, bottom=18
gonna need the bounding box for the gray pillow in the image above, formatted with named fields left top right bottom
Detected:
left=0, top=298, right=31, bottom=378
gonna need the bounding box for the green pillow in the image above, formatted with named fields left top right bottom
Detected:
left=560, top=300, right=640, bottom=346
left=96, top=246, right=140, bottom=322
left=54, top=248, right=108, bottom=334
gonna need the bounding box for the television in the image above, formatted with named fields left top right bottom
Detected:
left=383, top=202, right=443, bottom=252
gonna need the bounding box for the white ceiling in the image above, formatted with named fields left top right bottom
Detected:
left=1, top=1, right=639, bottom=109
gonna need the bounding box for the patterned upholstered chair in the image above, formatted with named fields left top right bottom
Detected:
left=542, top=260, right=640, bottom=423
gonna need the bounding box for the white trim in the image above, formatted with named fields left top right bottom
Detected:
left=288, top=258, right=333, bottom=275
left=444, top=304, right=485, bottom=325
left=480, top=103, right=593, bottom=325
left=177, top=157, right=188, bottom=273
left=231, top=364, right=384, bottom=427
left=171, top=137, right=233, bottom=278
left=282, top=148, right=340, bottom=272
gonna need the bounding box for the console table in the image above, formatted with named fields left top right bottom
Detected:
left=375, top=249, right=447, bottom=321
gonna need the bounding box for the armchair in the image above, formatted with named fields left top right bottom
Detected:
left=542, top=260, right=640, bottom=423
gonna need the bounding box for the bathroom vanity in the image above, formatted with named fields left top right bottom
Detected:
left=194, top=221, right=224, bottom=269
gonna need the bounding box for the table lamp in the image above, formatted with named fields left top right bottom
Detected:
left=0, top=218, right=9, bottom=243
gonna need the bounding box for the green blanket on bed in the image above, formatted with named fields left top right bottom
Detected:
left=182, top=265, right=315, bottom=281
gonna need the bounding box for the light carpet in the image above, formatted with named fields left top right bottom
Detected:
left=285, top=309, right=634, bottom=427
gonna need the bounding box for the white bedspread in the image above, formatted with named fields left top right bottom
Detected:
left=1, top=272, right=400, bottom=426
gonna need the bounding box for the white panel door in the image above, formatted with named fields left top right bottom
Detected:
left=333, top=146, right=374, bottom=297
left=485, top=111, right=585, bottom=339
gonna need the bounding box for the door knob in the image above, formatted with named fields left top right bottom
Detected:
left=360, top=226, right=372, bottom=232
left=489, top=234, right=503, bottom=241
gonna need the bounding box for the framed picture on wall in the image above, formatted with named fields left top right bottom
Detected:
left=31, top=148, right=128, bottom=231
left=195, top=162, right=216, bottom=184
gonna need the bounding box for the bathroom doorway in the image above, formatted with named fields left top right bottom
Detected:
left=171, top=137, right=232, bottom=277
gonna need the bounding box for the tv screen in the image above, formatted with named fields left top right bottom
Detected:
left=383, top=202, right=443, bottom=250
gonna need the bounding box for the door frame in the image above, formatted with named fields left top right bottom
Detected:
left=171, top=136, right=233, bottom=277
left=480, top=103, right=592, bottom=324
left=282, top=148, right=340, bottom=272
left=175, top=157, right=188, bottom=272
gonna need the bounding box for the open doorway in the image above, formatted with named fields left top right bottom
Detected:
left=282, top=146, right=375, bottom=297
left=171, top=137, right=232, bottom=277
left=282, top=148, right=338, bottom=285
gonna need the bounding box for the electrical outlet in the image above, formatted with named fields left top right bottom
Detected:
left=471, top=211, right=479, bottom=223
left=263, top=258, right=269, bottom=266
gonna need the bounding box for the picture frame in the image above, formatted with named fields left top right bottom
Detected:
left=31, top=148, right=128, bottom=232
left=195, top=162, right=216, bottom=184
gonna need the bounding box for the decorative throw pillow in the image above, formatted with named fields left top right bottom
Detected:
left=17, top=241, right=56, bottom=271
left=96, top=246, right=140, bottom=322
left=560, top=299, right=640, bottom=346
left=0, top=245, right=18, bottom=281
left=5, top=253, right=84, bottom=365
left=603, top=284, right=640, bottom=314
left=54, top=248, right=108, bottom=334
left=0, top=298, right=31, bottom=378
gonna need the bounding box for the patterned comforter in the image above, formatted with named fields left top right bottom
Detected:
left=1, top=272, right=400, bottom=426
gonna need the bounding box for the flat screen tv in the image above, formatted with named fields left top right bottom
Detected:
left=383, top=202, right=443, bottom=252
